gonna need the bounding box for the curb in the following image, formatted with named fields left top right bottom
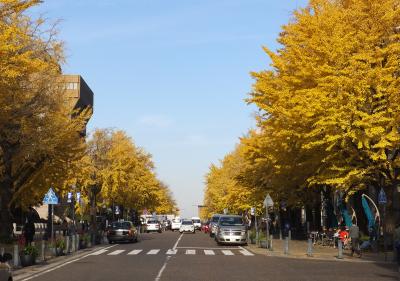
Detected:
left=13, top=244, right=109, bottom=281
left=244, top=246, right=396, bottom=264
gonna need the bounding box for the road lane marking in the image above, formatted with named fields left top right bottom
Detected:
left=127, top=249, right=142, bottom=255
left=222, top=250, right=234, bottom=256
left=89, top=249, right=108, bottom=255
left=166, top=249, right=177, bottom=255
left=147, top=249, right=160, bottom=255
left=204, top=250, right=215, bottom=255
left=186, top=249, right=196, bottom=255
left=176, top=246, right=240, bottom=250
left=155, top=233, right=182, bottom=281
left=239, top=250, right=254, bottom=256
left=239, top=245, right=256, bottom=256
left=108, top=250, right=125, bottom=255
left=19, top=244, right=117, bottom=281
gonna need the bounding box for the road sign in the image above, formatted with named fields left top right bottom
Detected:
left=76, top=192, right=81, bottom=203
left=67, top=192, right=73, bottom=203
left=43, top=187, right=59, bottom=205
left=263, top=194, right=274, bottom=207
left=250, top=207, right=255, bottom=216
left=378, top=188, right=387, bottom=205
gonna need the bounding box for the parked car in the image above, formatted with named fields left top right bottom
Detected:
left=0, top=253, right=13, bottom=281
left=179, top=219, right=195, bottom=233
left=145, top=219, right=162, bottom=233
left=191, top=217, right=201, bottom=230
left=171, top=218, right=182, bottom=231
left=107, top=221, right=138, bottom=244
left=215, top=215, right=247, bottom=245
left=209, top=214, right=222, bottom=237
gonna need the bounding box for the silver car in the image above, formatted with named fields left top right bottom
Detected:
left=107, top=221, right=138, bottom=244
left=215, top=215, right=247, bottom=245
left=209, top=214, right=222, bottom=237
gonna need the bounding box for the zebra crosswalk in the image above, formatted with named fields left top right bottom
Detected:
left=90, top=248, right=255, bottom=257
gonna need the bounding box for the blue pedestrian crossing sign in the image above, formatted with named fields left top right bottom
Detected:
left=378, top=188, right=387, bottom=205
left=43, top=187, right=59, bottom=205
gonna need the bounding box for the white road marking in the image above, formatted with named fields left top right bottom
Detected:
left=89, top=249, right=108, bottom=256
left=222, top=250, right=234, bottom=256
left=176, top=246, right=240, bottom=250
left=127, top=249, right=143, bottom=255
left=166, top=249, right=177, bottom=255
left=108, top=250, right=125, bottom=255
left=239, top=245, right=256, bottom=256
left=19, top=245, right=117, bottom=281
left=147, top=249, right=160, bottom=255
left=155, top=233, right=183, bottom=281
left=239, top=250, right=254, bottom=256
left=204, top=250, right=215, bottom=255
left=186, top=249, right=196, bottom=255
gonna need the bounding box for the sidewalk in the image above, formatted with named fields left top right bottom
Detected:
left=245, top=239, right=396, bottom=263
left=13, top=244, right=108, bottom=281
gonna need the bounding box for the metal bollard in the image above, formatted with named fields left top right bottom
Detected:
left=284, top=237, right=289, bottom=255
left=288, top=230, right=292, bottom=240
left=41, top=240, right=45, bottom=261
left=337, top=240, right=343, bottom=259
left=307, top=238, right=313, bottom=257
left=269, top=237, right=273, bottom=251
left=65, top=236, right=70, bottom=254
left=0, top=247, right=4, bottom=255
left=13, top=244, right=19, bottom=267
left=279, top=230, right=282, bottom=240
left=71, top=235, right=75, bottom=252
left=75, top=234, right=79, bottom=251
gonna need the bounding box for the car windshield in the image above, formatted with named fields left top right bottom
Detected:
left=211, top=216, right=220, bottom=223
left=147, top=220, right=158, bottom=224
left=219, top=217, right=244, bottom=226
left=182, top=220, right=192, bottom=225
left=193, top=219, right=201, bottom=223
left=173, top=219, right=181, bottom=223
left=111, top=222, right=131, bottom=229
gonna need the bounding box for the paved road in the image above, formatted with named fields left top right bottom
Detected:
left=18, top=230, right=398, bottom=281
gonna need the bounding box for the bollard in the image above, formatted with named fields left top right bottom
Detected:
left=337, top=239, right=343, bottom=259
left=0, top=247, right=4, bottom=255
left=269, top=237, right=273, bottom=251
left=279, top=230, right=282, bottom=240
left=307, top=238, right=313, bottom=257
left=284, top=237, right=289, bottom=255
left=71, top=235, right=75, bottom=252
left=41, top=240, right=45, bottom=261
left=65, top=236, right=70, bottom=254
left=288, top=230, right=292, bottom=240
left=13, top=244, right=19, bottom=267
left=75, top=234, right=79, bottom=251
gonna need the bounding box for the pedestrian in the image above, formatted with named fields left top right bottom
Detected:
left=349, top=224, right=361, bottom=257
left=393, top=222, right=400, bottom=266
left=23, top=219, right=35, bottom=246
left=62, top=219, right=68, bottom=236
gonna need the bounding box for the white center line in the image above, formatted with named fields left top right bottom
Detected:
left=127, top=249, right=143, bottom=255
left=186, top=249, right=196, bottom=255
left=222, top=250, right=234, bottom=256
left=108, top=250, right=125, bottom=255
left=204, top=250, right=215, bottom=255
left=155, top=233, right=183, bottom=281
left=147, top=249, right=160, bottom=255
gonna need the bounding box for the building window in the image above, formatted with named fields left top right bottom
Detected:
left=65, top=82, right=78, bottom=90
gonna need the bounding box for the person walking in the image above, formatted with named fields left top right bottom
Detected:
left=349, top=224, right=361, bottom=257
left=23, top=219, right=35, bottom=246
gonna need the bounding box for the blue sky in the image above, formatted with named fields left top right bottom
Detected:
left=32, top=0, right=307, bottom=218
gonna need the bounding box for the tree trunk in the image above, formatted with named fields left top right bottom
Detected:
left=0, top=149, right=14, bottom=241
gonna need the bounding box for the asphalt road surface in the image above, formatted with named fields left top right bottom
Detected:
left=18, top=230, right=398, bottom=281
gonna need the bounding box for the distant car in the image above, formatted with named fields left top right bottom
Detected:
left=171, top=218, right=182, bottom=231
left=145, top=219, right=162, bottom=233
left=179, top=219, right=195, bottom=234
left=191, top=217, right=201, bottom=230
left=107, top=221, right=138, bottom=244
left=215, top=215, right=247, bottom=245
left=209, top=214, right=222, bottom=237
left=0, top=253, right=12, bottom=281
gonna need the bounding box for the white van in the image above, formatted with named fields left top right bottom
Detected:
left=191, top=217, right=201, bottom=230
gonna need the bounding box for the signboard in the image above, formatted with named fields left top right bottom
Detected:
left=67, top=192, right=73, bottom=203
left=378, top=188, right=387, bottom=205
left=43, top=187, right=59, bottom=205
left=76, top=192, right=81, bottom=203
left=250, top=207, right=255, bottom=216
left=115, top=205, right=120, bottom=215
left=263, top=194, right=274, bottom=207
left=223, top=208, right=228, bottom=215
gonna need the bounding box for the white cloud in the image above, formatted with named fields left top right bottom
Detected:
left=137, top=114, right=173, bottom=129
